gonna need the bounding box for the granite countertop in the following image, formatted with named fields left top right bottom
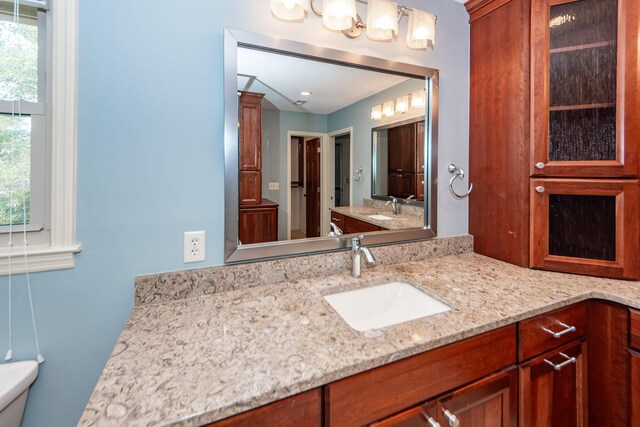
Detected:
left=79, top=253, right=640, bottom=426
left=331, top=206, right=423, bottom=229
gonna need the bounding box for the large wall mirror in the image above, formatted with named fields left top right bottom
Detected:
left=224, top=29, right=438, bottom=263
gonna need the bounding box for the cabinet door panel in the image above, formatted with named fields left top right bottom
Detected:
left=238, top=92, right=263, bottom=171
left=519, top=340, right=587, bottom=427
left=438, top=368, right=517, bottom=427
left=631, top=350, right=640, bottom=427
left=370, top=402, right=439, bottom=427
left=530, top=178, right=640, bottom=279
left=531, top=0, right=640, bottom=177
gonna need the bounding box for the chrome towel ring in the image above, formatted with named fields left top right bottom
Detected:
left=448, top=163, right=473, bottom=199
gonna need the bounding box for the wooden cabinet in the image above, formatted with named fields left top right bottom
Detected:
left=372, top=369, right=517, bottom=427
left=388, top=124, right=416, bottom=173
left=518, top=303, right=587, bottom=361
left=631, top=350, right=640, bottom=427
left=531, top=0, right=639, bottom=178
left=467, top=0, right=640, bottom=279
left=530, top=179, right=640, bottom=279
left=206, top=389, right=321, bottom=427
left=238, top=199, right=278, bottom=244
left=324, top=326, right=516, bottom=426
left=239, top=91, right=264, bottom=207
left=519, top=340, right=588, bottom=427
left=238, top=92, right=263, bottom=172
left=388, top=173, right=416, bottom=199
left=343, top=216, right=381, bottom=234
left=416, top=173, right=425, bottom=202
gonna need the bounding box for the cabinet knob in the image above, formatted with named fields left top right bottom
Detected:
left=420, top=412, right=441, bottom=427
left=535, top=162, right=545, bottom=169
left=443, top=409, right=460, bottom=427
left=535, top=186, right=545, bottom=193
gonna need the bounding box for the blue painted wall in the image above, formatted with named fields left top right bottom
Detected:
left=0, top=0, right=469, bottom=425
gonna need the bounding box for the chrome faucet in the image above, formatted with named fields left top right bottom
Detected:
left=405, top=195, right=415, bottom=203
left=386, top=196, right=401, bottom=215
left=351, top=234, right=376, bottom=278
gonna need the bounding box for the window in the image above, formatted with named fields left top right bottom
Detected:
left=0, top=0, right=79, bottom=274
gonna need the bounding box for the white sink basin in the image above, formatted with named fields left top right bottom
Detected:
left=324, top=282, right=451, bottom=332
left=366, top=214, right=393, bottom=221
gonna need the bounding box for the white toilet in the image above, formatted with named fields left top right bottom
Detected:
left=0, top=361, right=39, bottom=427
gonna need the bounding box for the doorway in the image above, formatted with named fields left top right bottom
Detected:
left=305, top=137, right=321, bottom=238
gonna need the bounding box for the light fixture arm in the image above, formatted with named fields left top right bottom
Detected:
left=309, top=0, right=322, bottom=17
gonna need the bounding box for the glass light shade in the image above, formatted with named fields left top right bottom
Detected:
left=407, top=9, right=436, bottom=49
left=383, top=100, right=395, bottom=117
left=395, top=95, right=409, bottom=114
left=410, top=90, right=426, bottom=108
left=322, top=0, right=357, bottom=31
left=366, top=0, right=398, bottom=41
left=270, top=0, right=307, bottom=21
left=371, top=104, right=383, bottom=120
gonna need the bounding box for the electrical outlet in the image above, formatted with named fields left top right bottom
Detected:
left=184, top=231, right=205, bottom=263
left=269, top=182, right=280, bottom=190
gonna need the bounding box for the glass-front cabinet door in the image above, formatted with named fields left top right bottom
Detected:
left=531, top=0, right=639, bottom=177
left=530, top=178, right=640, bottom=279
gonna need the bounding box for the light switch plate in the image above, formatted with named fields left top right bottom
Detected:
left=268, top=182, right=280, bottom=190
left=184, top=231, right=205, bottom=263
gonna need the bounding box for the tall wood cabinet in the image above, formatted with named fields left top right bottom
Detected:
left=238, top=91, right=278, bottom=244
left=467, top=0, right=640, bottom=279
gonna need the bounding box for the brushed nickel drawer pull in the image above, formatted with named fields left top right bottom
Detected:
left=442, top=409, right=460, bottom=427
left=542, top=322, right=576, bottom=338
left=420, top=411, right=441, bottom=427
left=544, top=352, right=576, bottom=371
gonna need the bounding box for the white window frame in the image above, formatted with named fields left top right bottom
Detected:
left=0, top=0, right=80, bottom=274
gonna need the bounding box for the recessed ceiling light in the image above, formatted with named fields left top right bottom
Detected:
left=300, top=91, right=312, bottom=96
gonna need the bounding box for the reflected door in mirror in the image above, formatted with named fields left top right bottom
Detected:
left=305, top=138, right=321, bottom=238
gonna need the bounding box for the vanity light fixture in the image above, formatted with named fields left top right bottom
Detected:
left=270, top=0, right=436, bottom=50
left=270, top=0, right=308, bottom=21
left=371, top=104, right=383, bottom=120
left=322, top=0, right=357, bottom=30
left=407, top=9, right=436, bottom=49
left=366, top=0, right=398, bottom=41
left=395, top=94, right=409, bottom=114
left=383, top=100, right=395, bottom=117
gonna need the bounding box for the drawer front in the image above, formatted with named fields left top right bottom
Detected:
left=325, top=325, right=516, bottom=427
left=330, top=212, right=346, bottom=227
left=518, top=302, right=587, bottom=361
left=344, top=216, right=380, bottom=233
left=207, top=389, right=321, bottom=427
left=631, top=308, right=640, bottom=351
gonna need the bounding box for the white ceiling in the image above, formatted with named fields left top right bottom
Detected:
left=237, top=47, right=412, bottom=115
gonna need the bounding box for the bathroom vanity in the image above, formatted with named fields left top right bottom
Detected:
left=79, top=237, right=640, bottom=426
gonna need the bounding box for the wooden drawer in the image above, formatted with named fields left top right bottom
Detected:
left=330, top=212, right=346, bottom=228
left=518, top=302, right=587, bottom=361
left=206, top=389, right=321, bottom=427
left=324, top=325, right=516, bottom=427
left=630, top=308, right=640, bottom=351
left=344, top=216, right=380, bottom=233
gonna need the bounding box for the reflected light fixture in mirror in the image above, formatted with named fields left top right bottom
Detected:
left=407, top=9, right=436, bottom=49
left=411, top=89, right=426, bottom=108
left=269, top=0, right=436, bottom=49
left=322, top=0, right=357, bottom=30
left=366, top=0, right=398, bottom=41
left=270, top=0, right=307, bottom=20
left=371, top=104, right=383, bottom=120
left=395, top=94, right=409, bottom=114
left=383, top=100, right=395, bottom=117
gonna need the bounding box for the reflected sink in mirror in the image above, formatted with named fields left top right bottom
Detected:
left=366, top=214, right=394, bottom=221
left=324, top=282, right=451, bottom=332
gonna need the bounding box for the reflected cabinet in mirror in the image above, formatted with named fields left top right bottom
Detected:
left=224, top=29, right=439, bottom=263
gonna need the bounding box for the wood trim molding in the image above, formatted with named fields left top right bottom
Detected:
left=465, top=0, right=514, bottom=22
